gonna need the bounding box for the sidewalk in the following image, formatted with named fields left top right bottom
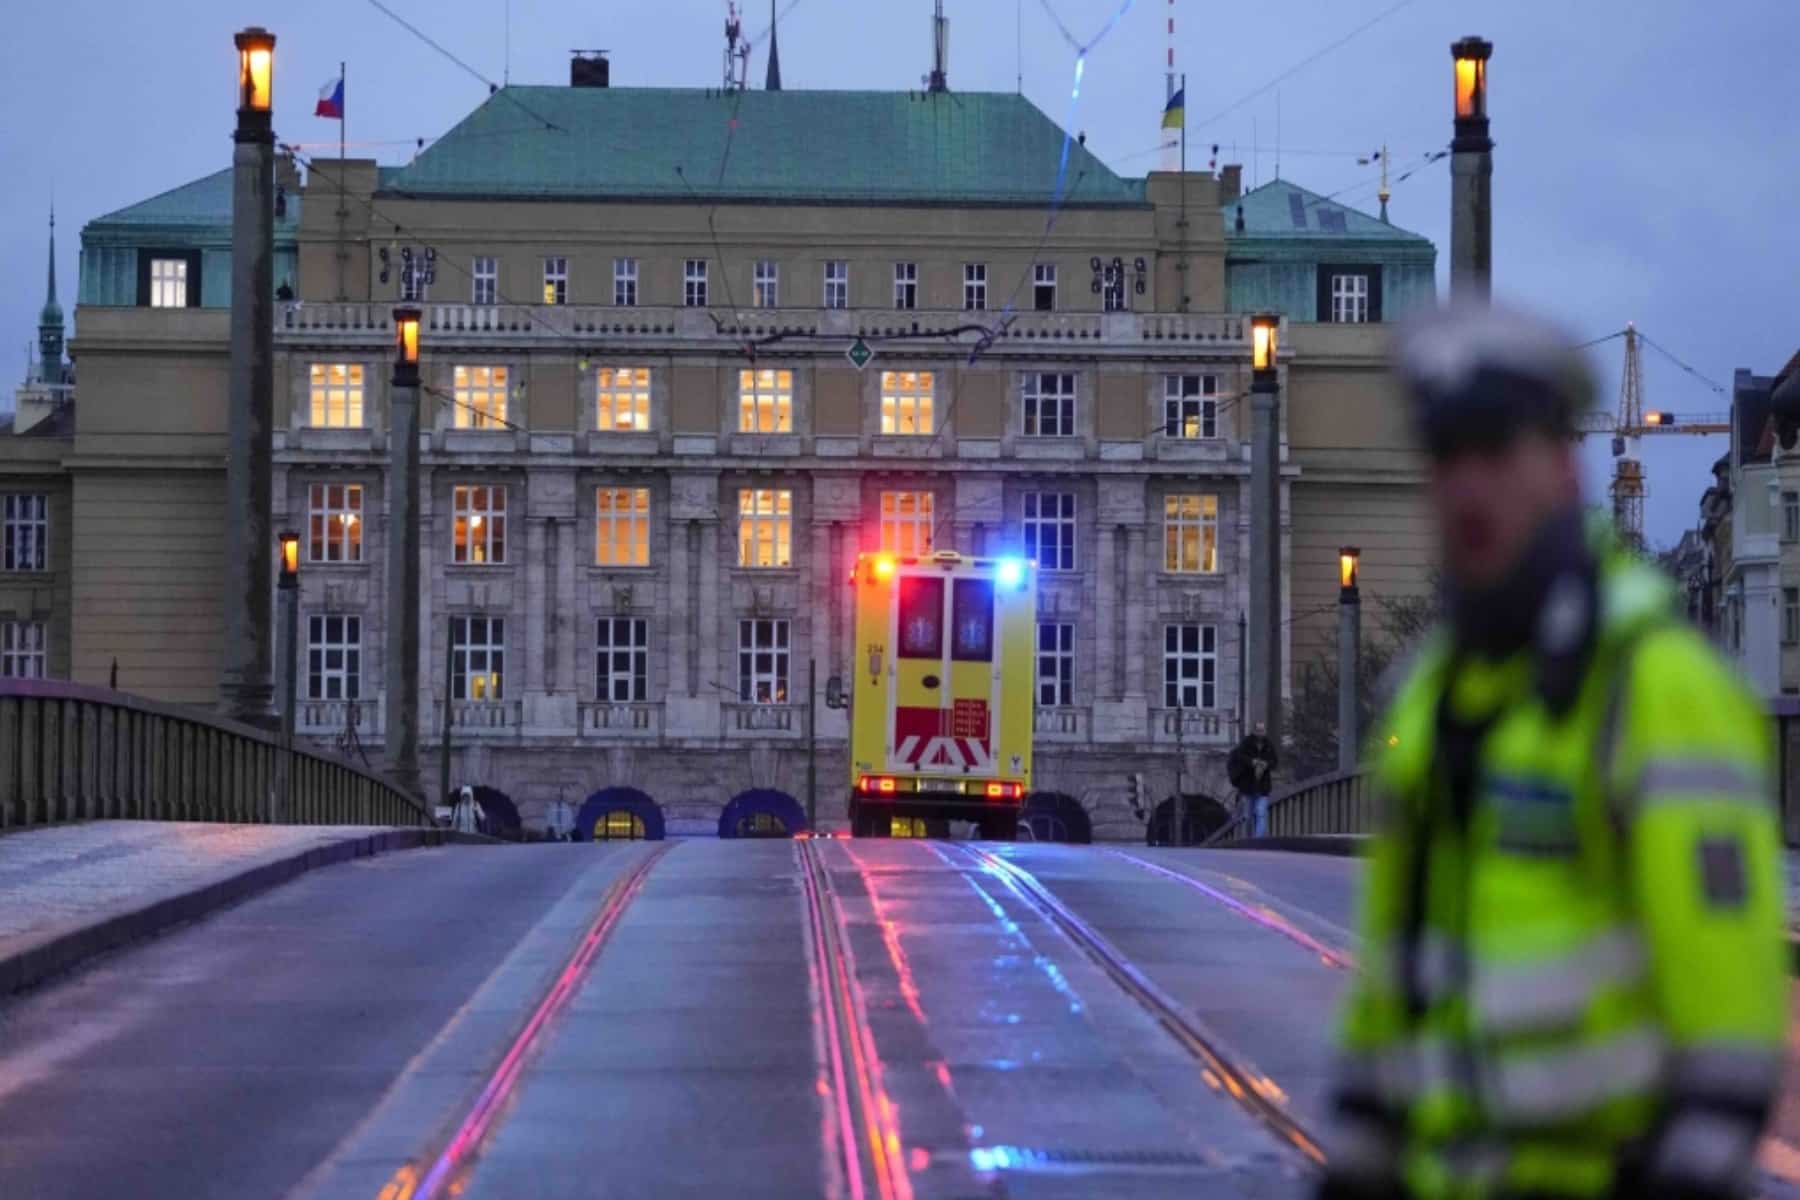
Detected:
left=0, top=821, right=468, bottom=995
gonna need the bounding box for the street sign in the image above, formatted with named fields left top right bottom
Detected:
left=845, top=338, right=874, bottom=370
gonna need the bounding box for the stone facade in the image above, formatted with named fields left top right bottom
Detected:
left=45, top=83, right=1437, bottom=838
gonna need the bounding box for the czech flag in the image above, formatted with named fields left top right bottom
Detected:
left=1161, top=87, right=1185, bottom=131
left=315, top=73, right=344, bottom=119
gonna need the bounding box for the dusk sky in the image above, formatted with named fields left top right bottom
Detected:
left=2, top=0, right=1792, bottom=547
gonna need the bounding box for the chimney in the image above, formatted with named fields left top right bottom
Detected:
left=570, top=51, right=610, bottom=88
left=1219, top=163, right=1242, bottom=205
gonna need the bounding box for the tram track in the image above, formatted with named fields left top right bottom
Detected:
left=377, top=842, right=674, bottom=1200
left=954, top=844, right=1328, bottom=1169
left=797, top=835, right=916, bottom=1200
left=1106, top=849, right=1358, bottom=971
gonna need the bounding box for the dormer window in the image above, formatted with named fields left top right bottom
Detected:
left=138, top=250, right=201, bottom=308
left=1317, top=263, right=1382, bottom=324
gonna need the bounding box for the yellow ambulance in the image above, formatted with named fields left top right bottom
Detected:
left=847, top=550, right=1035, bottom=839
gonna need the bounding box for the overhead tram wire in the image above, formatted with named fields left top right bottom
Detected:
left=1186, top=0, right=1422, bottom=135
left=363, top=0, right=565, bottom=133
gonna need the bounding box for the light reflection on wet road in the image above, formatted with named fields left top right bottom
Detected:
left=2, top=839, right=1798, bottom=1198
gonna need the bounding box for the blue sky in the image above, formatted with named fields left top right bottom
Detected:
left=2, top=0, right=1793, bottom=547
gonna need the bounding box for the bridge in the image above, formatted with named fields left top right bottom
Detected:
left=3, top=680, right=1800, bottom=1199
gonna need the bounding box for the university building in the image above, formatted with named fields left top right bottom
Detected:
left=9, top=60, right=1437, bottom=836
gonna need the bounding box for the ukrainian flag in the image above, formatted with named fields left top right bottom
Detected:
left=1162, top=87, right=1185, bottom=131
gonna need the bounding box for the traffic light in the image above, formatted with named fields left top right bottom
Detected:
left=1126, top=773, right=1146, bottom=821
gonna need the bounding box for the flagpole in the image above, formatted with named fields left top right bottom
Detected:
left=335, top=62, right=348, bottom=302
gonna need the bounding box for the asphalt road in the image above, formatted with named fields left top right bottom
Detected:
left=0, top=838, right=1793, bottom=1199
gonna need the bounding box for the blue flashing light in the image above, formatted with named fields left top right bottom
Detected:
left=996, top=558, right=1026, bottom=589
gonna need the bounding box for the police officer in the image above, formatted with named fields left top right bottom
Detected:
left=1320, top=302, right=1787, bottom=1200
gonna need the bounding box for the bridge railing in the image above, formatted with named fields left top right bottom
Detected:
left=1264, top=766, right=1377, bottom=838
left=0, top=680, right=431, bottom=831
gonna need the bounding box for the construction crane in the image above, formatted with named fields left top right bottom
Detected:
left=1571, top=323, right=1731, bottom=550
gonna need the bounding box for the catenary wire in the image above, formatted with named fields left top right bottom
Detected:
left=362, top=0, right=565, bottom=133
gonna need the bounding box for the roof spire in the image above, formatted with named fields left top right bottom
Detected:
left=45, top=205, right=56, bottom=312
left=764, top=0, right=782, bottom=90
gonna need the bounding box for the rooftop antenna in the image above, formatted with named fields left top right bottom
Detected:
left=1377, top=143, right=1390, bottom=221
left=1275, top=90, right=1281, bottom=180
left=724, top=2, right=750, bottom=91
left=927, top=0, right=949, bottom=93
left=1016, top=0, right=1022, bottom=93
left=504, top=0, right=511, bottom=85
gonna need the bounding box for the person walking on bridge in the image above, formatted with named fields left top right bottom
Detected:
left=1319, top=302, right=1786, bottom=1200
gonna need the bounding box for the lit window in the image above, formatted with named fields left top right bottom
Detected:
left=613, top=258, right=638, bottom=307
left=306, top=614, right=361, bottom=701
left=1033, top=263, right=1056, bottom=312
left=824, top=260, right=849, bottom=309
left=2, top=494, right=48, bottom=572
left=738, top=619, right=791, bottom=703
left=894, top=261, right=918, bottom=310
left=964, top=263, right=987, bottom=311
left=452, top=484, right=507, bottom=565
left=596, top=617, right=649, bottom=703
left=0, top=621, right=46, bottom=678
left=1022, top=372, right=1077, bottom=437
left=1023, top=492, right=1076, bottom=571
left=450, top=615, right=505, bottom=701
left=1037, top=622, right=1074, bottom=707
left=684, top=259, right=708, bottom=307
left=595, top=487, right=651, bottom=567
left=149, top=258, right=188, bottom=308
left=737, top=488, right=793, bottom=568
left=880, top=370, right=934, bottom=436
left=738, top=369, right=793, bottom=434
left=307, top=483, right=363, bottom=563
left=472, top=256, right=497, bottom=305
left=1331, top=273, right=1370, bottom=324
left=596, top=366, right=651, bottom=432
left=754, top=259, right=779, bottom=308
left=1164, top=494, right=1219, bottom=574
left=1163, top=624, right=1217, bottom=709
left=308, top=363, right=365, bottom=428
left=452, top=364, right=509, bottom=429
left=543, top=256, right=568, bottom=306
left=880, top=491, right=934, bottom=556
left=1163, top=374, right=1218, bottom=440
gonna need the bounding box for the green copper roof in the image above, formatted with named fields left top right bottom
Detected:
left=88, top=167, right=302, bottom=233
left=1224, top=178, right=1429, bottom=245
left=383, top=87, right=1147, bottom=206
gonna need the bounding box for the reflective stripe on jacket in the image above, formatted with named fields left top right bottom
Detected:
left=1331, top=550, right=1786, bottom=1199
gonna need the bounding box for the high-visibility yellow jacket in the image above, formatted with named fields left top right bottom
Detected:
left=1331, top=549, right=1787, bottom=1199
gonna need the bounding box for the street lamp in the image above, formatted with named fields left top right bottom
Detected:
left=1247, top=313, right=1283, bottom=754
left=275, top=528, right=300, bottom=821
left=386, top=305, right=425, bottom=801
left=1452, top=36, right=1491, bottom=138
left=1449, top=35, right=1494, bottom=298
left=221, top=27, right=279, bottom=727
left=236, top=28, right=276, bottom=116
left=1337, top=547, right=1361, bottom=772
left=1251, top=313, right=1279, bottom=377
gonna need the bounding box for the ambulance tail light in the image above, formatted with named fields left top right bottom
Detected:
left=857, top=775, right=900, bottom=795
left=984, top=781, right=1024, bottom=800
